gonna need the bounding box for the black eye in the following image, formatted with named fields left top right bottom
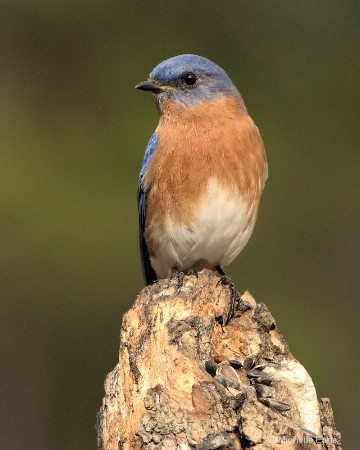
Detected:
left=183, top=72, right=197, bottom=86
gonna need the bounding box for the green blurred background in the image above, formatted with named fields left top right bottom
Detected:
left=1, top=2, right=359, bottom=449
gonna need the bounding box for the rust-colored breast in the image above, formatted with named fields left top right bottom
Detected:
left=143, top=95, right=267, bottom=256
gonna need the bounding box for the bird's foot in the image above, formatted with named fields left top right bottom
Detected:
left=171, top=266, right=184, bottom=290
left=215, top=266, right=241, bottom=324
left=187, top=268, right=198, bottom=278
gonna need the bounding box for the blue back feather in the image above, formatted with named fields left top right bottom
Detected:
left=138, top=132, right=158, bottom=284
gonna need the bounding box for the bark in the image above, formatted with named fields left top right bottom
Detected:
left=96, top=269, right=341, bottom=450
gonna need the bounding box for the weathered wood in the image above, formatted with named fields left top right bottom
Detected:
left=96, top=269, right=341, bottom=450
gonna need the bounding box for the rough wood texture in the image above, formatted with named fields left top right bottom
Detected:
left=96, top=270, right=341, bottom=450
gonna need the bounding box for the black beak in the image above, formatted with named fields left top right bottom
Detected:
left=135, top=80, right=165, bottom=94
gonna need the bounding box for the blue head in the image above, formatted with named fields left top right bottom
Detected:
left=135, top=54, right=241, bottom=107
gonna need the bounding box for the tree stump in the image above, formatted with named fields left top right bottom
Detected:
left=96, top=269, right=341, bottom=449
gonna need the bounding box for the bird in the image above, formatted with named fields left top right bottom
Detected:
left=135, top=54, right=268, bottom=316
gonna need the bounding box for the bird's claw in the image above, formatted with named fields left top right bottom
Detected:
left=187, top=268, right=198, bottom=278
left=215, top=266, right=240, bottom=324
left=170, top=266, right=184, bottom=289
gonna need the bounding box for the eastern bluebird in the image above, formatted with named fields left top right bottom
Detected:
left=136, top=54, right=268, bottom=314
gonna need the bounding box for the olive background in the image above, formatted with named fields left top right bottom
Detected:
left=1, top=2, right=359, bottom=449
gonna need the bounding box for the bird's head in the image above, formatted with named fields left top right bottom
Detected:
left=135, top=54, right=241, bottom=109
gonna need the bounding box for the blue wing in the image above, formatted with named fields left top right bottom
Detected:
left=137, top=132, right=158, bottom=285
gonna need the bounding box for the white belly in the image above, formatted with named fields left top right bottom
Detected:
left=149, top=178, right=256, bottom=279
